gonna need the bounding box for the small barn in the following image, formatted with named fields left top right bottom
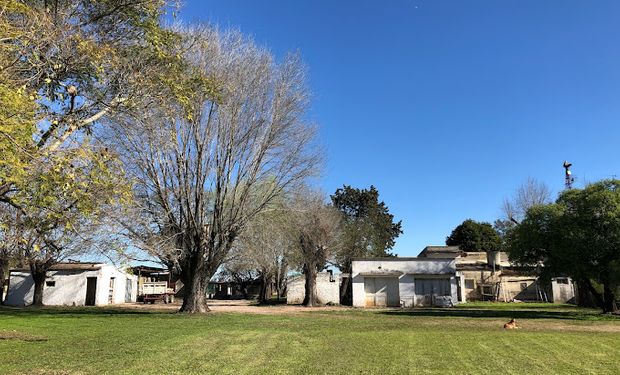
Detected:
left=5, top=263, right=137, bottom=306
left=352, top=258, right=458, bottom=308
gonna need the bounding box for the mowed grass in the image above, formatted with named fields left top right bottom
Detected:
left=0, top=303, right=619, bottom=374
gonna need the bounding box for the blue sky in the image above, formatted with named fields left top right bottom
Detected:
left=179, top=0, right=620, bottom=256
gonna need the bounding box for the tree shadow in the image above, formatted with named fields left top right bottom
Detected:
left=380, top=307, right=615, bottom=321
left=0, top=305, right=174, bottom=317
left=256, top=298, right=287, bottom=306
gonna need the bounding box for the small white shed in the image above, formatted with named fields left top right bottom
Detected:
left=352, top=258, right=458, bottom=308
left=286, top=271, right=342, bottom=305
left=5, top=263, right=137, bottom=306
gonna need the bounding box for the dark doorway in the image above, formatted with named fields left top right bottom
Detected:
left=85, top=277, right=97, bottom=306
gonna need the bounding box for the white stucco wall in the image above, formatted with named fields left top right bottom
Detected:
left=5, top=265, right=137, bottom=306
left=286, top=272, right=341, bottom=305
left=351, top=258, right=458, bottom=308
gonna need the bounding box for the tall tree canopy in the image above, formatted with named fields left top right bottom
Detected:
left=330, top=185, right=402, bottom=304
left=509, top=179, right=620, bottom=313
left=111, top=27, right=320, bottom=313
left=446, top=219, right=501, bottom=252
left=0, top=0, right=192, bottom=304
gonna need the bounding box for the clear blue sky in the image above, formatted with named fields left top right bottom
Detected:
left=179, top=0, right=620, bottom=256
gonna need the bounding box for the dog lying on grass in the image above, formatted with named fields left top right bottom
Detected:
left=503, top=318, right=521, bottom=329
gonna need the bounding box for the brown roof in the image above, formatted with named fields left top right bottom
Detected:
left=11, top=262, right=103, bottom=272
left=418, top=245, right=462, bottom=258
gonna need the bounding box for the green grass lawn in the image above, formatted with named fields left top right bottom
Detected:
left=0, top=303, right=618, bottom=375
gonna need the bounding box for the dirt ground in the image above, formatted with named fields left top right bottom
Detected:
left=121, top=299, right=620, bottom=333
left=125, top=299, right=353, bottom=315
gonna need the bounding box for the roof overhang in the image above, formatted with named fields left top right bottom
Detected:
left=358, top=271, right=403, bottom=277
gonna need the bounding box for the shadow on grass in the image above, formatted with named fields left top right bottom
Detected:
left=380, top=307, right=616, bottom=321
left=256, top=298, right=287, bottom=306
left=0, top=305, right=175, bottom=317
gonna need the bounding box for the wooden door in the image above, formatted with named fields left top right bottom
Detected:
left=85, top=277, right=97, bottom=306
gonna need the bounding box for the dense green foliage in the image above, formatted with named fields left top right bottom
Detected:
left=446, top=219, right=502, bottom=252
left=0, top=304, right=618, bottom=374
left=331, top=185, right=402, bottom=271
left=0, top=0, right=219, bottom=304
left=509, top=179, right=620, bottom=312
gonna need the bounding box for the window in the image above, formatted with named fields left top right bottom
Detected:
left=464, top=279, right=475, bottom=289
left=45, top=280, right=56, bottom=287
left=520, top=282, right=528, bottom=291
left=556, top=278, right=569, bottom=284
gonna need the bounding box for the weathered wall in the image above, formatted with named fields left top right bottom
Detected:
left=551, top=278, right=576, bottom=303
left=458, top=270, right=496, bottom=302
left=351, top=258, right=457, bottom=308
left=458, top=271, right=542, bottom=302
left=286, top=272, right=341, bottom=305
left=5, top=266, right=137, bottom=306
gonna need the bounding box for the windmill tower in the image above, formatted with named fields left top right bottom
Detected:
left=563, top=161, right=574, bottom=189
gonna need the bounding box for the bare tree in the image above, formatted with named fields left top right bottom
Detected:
left=502, top=177, right=552, bottom=225
left=226, top=205, right=292, bottom=303
left=287, top=192, right=342, bottom=307
left=109, top=27, right=320, bottom=313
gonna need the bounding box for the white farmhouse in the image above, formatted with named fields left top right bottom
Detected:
left=5, top=263, right=137, bottom=306
left=352, top=257, right=458, bottom=308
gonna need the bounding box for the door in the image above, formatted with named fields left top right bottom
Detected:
left=125, top=278, right=133, bottom=303
left=364, top=277, right=377, bottom=307
left=85, top=277, right=97, bottom=306
left=364, top=277, right=400, bottom=307
left=414, top=278, right=451, bottom=306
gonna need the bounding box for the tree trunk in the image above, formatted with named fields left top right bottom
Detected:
left=258, top=273, right=270, bottom=304
left=0, top=258, right=9, bottom=304
left=302, top=264, right=318, bottom=307
left=582, top=278, right=607, bottom=312
left=338, top=263, right=353, bottom=305
left=603, top=283, right=618, bottom=313
left=31, top=267, right=46, bottom=306
left=339, top=275, right=352, bottom=306
left=575, top=279, right=598, bottom=308
left=179, top=255, right=211, bottom=313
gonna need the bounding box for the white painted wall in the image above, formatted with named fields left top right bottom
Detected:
left=286, top=272, right=341, bottom=305
left=351, top=258, right=458, bottom=308
left=5, top=265, right=137, bottom=306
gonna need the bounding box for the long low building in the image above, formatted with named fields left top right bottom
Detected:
left=5, top=263, right=137, bottom=306
left=352, top=258, right=458, bottom=308
left=419, top=246, right=576, bottom=304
